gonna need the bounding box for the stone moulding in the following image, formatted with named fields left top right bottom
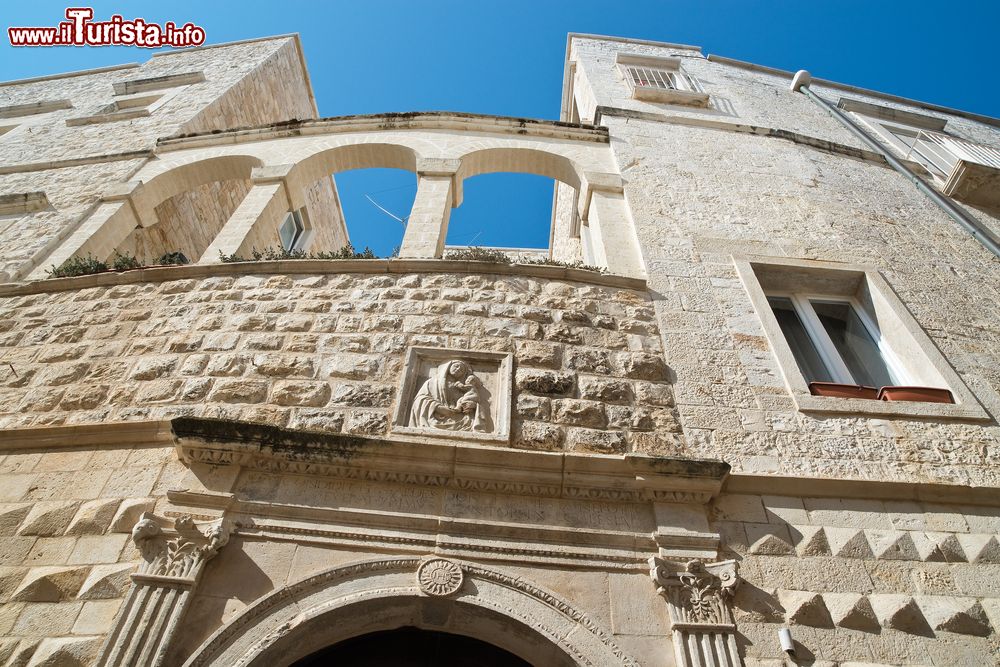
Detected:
left=156, top=111, right=611, bottom=152
left=171, top=417, right=730, bottom=505
left=182, top=556, right=639, bottom=667
left=650, top=557, right=742, bottom=667
left=96, top=512, right=233, bottom=667
left=0, top=258, right=646, bottom=296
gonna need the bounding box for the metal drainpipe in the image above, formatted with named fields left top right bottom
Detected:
left=790, top=70, right=1000, bottom=259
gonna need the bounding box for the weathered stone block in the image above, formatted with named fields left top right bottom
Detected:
left=552, top=399, right=608, bottom=428
left=515, top=395, right=551, bottom=420
left=252, top=353, right=315, bottom=378
left=513, top=421, right=565, bottom=450
left=515, top=340, right=561, bottom=368
left=566, top=427, right=626, bottom=454
left=208, top=379, right=268, bottom=404
left=617, top=352, right=668, bottom=380
left=514, top=369, right=574, bottom=395
left=64, top=499, right=119, bottom=536
left=579, top=377, right=633, bottom=403
left=271, top=381, right=331, bottom=407
left=329, top=384, right=392, bottom=407
left=564, top=348, right=611, bottom=374
left=17, top=502, right=80, bottom=537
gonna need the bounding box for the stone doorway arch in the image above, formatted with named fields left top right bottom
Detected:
left=182, top=556, right=638, bottom=667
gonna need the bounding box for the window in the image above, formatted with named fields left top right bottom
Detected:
left=615, top=53, right=709, bottom=107
left=279, top=209, right=307, bottom=251
left=766, top=294, right=902, bottom=387
left=734, top=256, right=988, bottom=420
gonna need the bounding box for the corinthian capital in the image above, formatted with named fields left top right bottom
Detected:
left=131, top=512, right=232, bottom=583
left=649, top=557, right=740, bottom=627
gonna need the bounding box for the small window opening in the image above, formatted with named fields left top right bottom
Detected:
left=279, top=209, right=306, bottom=251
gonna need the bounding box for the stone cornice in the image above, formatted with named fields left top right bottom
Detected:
left=155, top=111, right=610, bottom=151
left=0, top=257, right=646, bottom=297
left=172, top=417, right=730, bottom=505
left=726, top=473, right=1000, bottom=507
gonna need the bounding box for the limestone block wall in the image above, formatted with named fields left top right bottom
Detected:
left=608, top=115, right=1000, bottom=487
left=1, top=36, right=346, bottom=279
left=115, top=179, right=253, bottom=264
left=712, top=491, right=1000, bottom=666
left=0, top=267, right=680, bottom=456
left=0, top=441, right=186, bottom=665
left=567, top=36, right=1000, bottom=157
left=0, top=160, right=146, bottom=280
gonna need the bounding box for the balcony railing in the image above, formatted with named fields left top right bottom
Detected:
left=905, top=130, right=1000, bottom=181
left=902, top=130, right=1000, bottom=208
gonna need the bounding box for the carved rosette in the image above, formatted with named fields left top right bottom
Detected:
left=131, top=512, right=233, bottom=584
left=416, top=557, right=464, bottom=597
left=649, top=557, right=739, bottom=628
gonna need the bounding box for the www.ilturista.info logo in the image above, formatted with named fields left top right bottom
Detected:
left=8, top=8, right=206, bottom=48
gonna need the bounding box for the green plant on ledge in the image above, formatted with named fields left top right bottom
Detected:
left=218, top=244, right=378, bottom=263
left=46, top=249, right=191, bottom=278
left=520, top=256, right=606, bottom=274
left=111, top=251, right=141, bottom=271
left=46, top=254, right=109, bottom=278
left=444, top=247, right=606, bottom=273
left=443, top=247, right=513, bottom=264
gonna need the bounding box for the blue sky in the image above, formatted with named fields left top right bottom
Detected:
left=2, top=1, right=998, bottom=256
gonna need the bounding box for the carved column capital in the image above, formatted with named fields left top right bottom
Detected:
left=131, top=512, right=233, bottom=584
left=650, top=558, right=743, bottom=667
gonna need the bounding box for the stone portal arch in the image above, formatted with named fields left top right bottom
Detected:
left=182, top=556, right=637, bottom=667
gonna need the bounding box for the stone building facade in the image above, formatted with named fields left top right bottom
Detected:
left=0, top=32, right=999, bottom=666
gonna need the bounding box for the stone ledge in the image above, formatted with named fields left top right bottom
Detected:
left=726, top=474, right=1000, bottom=507
left=0, top=258, right=646, bottom=297
left=156, top=111, right=610, bottom=151
left=172, top=417, right=729, bottom=504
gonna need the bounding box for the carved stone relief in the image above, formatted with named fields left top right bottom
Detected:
left=416, top=557, right=464, bottom=596
left=392, top=346, right=513, bottom=443
left=649, top=557, right=743, bottom=667
left=95, top=512, right=233, bottom=667
left=410, top=360, right=493, bottom=432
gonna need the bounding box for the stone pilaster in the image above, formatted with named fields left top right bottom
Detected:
left=649, top=557, right=742, bottom=667
left=95, top=512, right=233, bottom=667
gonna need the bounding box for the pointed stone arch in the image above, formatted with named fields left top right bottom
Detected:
left=181, top=556, right=638, bottom=667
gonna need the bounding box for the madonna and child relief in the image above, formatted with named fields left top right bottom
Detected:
left=409, top=360, right=494, bottom=433
left=394, top=347, right=512, bottom=442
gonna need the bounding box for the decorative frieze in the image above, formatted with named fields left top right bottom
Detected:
left=650, top=557, right=742, bottom=667
left=95, top=512, right=233, bottom=667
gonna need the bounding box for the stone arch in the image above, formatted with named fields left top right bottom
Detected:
left=133, top=154, right=264, bottom=219
left=455, top=147, right=584, bottom=190
left=182, top=556, right=636, bottom=667
left=284, top=142, right=420, bottom=208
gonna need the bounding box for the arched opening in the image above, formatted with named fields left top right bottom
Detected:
left=446, top=172, right=554, bottom=256
left=291, top=627, right=531, bottom=667
left=450, top=148, right=585, bottom=264
left=287, top=143, right=421, bottom=257
left=112, top=155, right=263, bottom=264
left=336, top=168, right=416, bottom=257
left=181, top=557, right=632, bottom=667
